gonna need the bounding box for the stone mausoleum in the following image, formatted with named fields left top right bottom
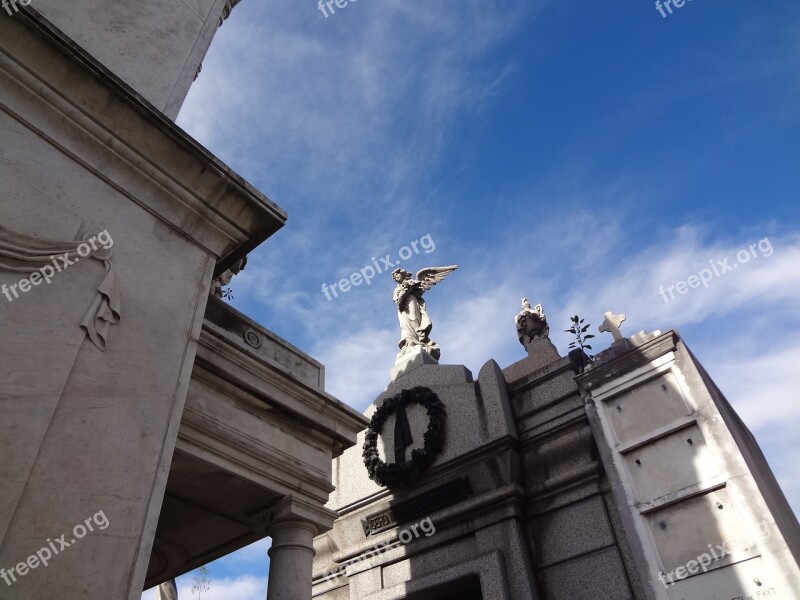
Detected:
left=311, top=305, right=800, bottom=600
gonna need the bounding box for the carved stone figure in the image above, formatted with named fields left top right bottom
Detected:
left=0, top=225, right=121, bottom=351
left=515, top=298, right=549, bottom=349
left=392, top=266, right=457, bottom=362
left=210, top=256, right=247, bottom=299
left=218, top=0, right=242, bottom=26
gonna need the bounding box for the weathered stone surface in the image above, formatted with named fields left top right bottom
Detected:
left=505, top=337, right=562, bottom=379
left=578, top=330, right=800, bottom=597
left=529, top=496, right=616, bottom=567
left=31, top=0, right=236, bottom=119
left=316, top=360, right=526, bottom=599
left=537, top=546, right=633, bottom=600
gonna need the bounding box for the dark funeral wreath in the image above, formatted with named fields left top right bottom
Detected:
left=362, top=387, right=446, bottom=487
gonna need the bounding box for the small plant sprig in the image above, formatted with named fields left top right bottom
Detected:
left=566, top=315, right=595, bottom=363
left=192, top=565, right=211, bottom=599
left=221, top=287, right=234, bottom=301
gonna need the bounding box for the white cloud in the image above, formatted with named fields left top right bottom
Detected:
left=140, top=539, right=271, bottom=600
left=175, top=0, right=538, bottom=328
left=142, top=575, right=266, bottom=600
left=557, top=228, right=798, bottom=335
left=707, top=343, right=800, bottom=432
left=314, top=327, right=398, bottom=408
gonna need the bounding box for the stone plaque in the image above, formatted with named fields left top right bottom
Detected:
left=607, top=372, right=692, bottom=443
left=361, top=477, right=472, bottom=536
left=624, top=423, right=721, bottom=502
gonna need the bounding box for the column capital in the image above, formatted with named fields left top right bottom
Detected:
left=253, top=495, right=338, bottom=536
left=267, top=520, right=317, bottom=561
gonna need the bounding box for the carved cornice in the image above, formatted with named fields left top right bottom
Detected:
left=576, top=331, right=679, bottom=392
left=195, top=321, right=368, bottom=455
left=256, top=495, right=339, bottom=533
left=204, top=297, right=325, bottom=390
left=177, top=400, right=335, bottom=503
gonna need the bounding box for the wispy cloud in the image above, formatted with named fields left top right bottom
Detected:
left=142, top=575, right=266, bottom=600
left=178, top=0, right=532, bottom=196
left=176, top=0, right=536, bottom=330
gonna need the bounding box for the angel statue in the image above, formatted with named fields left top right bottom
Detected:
left=392, top=265, right=458, bottom=361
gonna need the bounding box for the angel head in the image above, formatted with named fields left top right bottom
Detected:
left=392, top=268, right=412, bottom=283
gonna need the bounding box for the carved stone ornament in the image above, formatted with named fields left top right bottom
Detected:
left=599, top=311, right=626, bottom=342
left=515, top=297, right=549, bottom=349
left=210, top=256, right=247, bottom=300
left=218, top=0, right=242, bottom=26
left=243, top=328, right=261, bottom=349
left=362, top=387, right=446, bottom=487
left=0, top=225, right=121, bottom=351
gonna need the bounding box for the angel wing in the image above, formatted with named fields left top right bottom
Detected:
left=415, top=265, right=458, bottom=292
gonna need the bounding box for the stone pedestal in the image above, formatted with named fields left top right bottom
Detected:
left=390, top=346, right=439, bottom=380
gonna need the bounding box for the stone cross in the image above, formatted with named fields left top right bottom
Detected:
left=599, top=311, right=626, bottom=342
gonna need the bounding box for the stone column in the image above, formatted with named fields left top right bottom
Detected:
left=267, top=520, right=318, bottom=600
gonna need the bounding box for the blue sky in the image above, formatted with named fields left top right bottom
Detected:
left=144, top=0, right=800, bottom=596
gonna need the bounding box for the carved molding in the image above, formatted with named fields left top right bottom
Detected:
left=576, top=331, right=678, bottom=392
